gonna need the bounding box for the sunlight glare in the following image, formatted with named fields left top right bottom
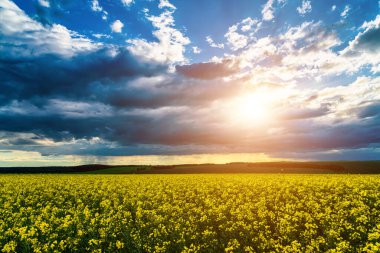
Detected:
left=228, top=89, right=277, bottom=126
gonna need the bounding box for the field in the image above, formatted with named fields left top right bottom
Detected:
left=1, top=161, right=380, bottom=174
left=1, top=174, right=380, bottom=252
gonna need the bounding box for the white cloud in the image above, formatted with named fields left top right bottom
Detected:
left=361, top=14, right=380, bottom=30
left=38, top=0, right=50, bottom=8
left=0, top=0, right=99, bottom=58
left=297, top=0, right=311, bottom=15
left=224, top=17, right=260, bottom=51
left=192, top=46, right=201, bottom=54
left=91, top=0, right=108, bottom=19
left=340, top=15, right=380, bottom=72
left=340, top=5, right=350, bottom=18
left=241, top=17, right=258, bottom=32
left=158, top=0, right=176, bottom=9
left=110, top=20, right=124, bottom=33
left=261, top=0, right=287, bottom=21
left=234, top=21, right=348, bottom=82
left=314, top=76, right=380, bottom=121
left=206, top=36, right=224, bottom=49
left=238, top=36, right=277, bottom=69
left=262, top=0, right=275, bottom=21
left=127, top=8, right=190, bottom=64
left=230, top=15, right=380, bottom=83
left=121, top=0, right=133, bottom=6
left=331, top=5, right=336, bottom=11
left=91, top=0, right=102, bottom=12
left=225, top=25, right=248, bottom=51
left=92, top=33, right=112, bottom=39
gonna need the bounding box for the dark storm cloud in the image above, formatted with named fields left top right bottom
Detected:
left=176, top=59, right=239, bottom=80
left=106, top=75, right=244, bottom=109
left=358, top=102, right=380, bottom=118
left=0, top=47, right=166, bottom=105
left=0, top=103, right=216, bottom=145
left=354, top=25, right=380, bottom=53
left=2, top=101, right=380, bottom=156
left=274, top=147, right=380, bottom=161
left=342, top=17, right=380, bottom=56
left=270, top=118, right=380, bottom=152
left=7, top=138, right=39, bottom=145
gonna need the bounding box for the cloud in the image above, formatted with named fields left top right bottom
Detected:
left=297, top=0, right=311, bottom=15
left=30, top=0, right=80, bottom=25
left=331, top=5, right=336, bottom=11
left=346, top=15, right=380, bottom=54
left=127, top=8, right=190, bottom=64
left=262, top=0, right=275, bottom=21
left=93, top=33, right=112, bottom=39
left=241, top=17, right=259, bottom=32
left=121, top=0, right=133, bottom=7
left=176, top=59, right=239, bottom=80
left=0, top=45, right=168, bottom=111
left=91, top=0, right=108, bottom=20
left=158, top=0, right=176, bottom=10
left=46, top=99, right=114, bottom=118
left=340, top=5, right=350, bottom=18
left=225, top=25, right=248, bottom=51
left=110, top=20, right=124, bottom=33
left=279, top=107, right=329, bottom=120
left=313, top=76, right=380, bottom=122
left=219, top=15, right=379, bottom=84
left=224, top=17, right=260, bottom=51
left=38, top=0, right=50, bottom=8
left=1, top=74, right=380, bottom=156
left=358, top=102, right=380, bottom=118
left=205, top=36, right=224, bottom=49
left=277, top=147, right=380, bottom=161
left=234, top=20, right=350, bottom=81
left=341, top=15, right=380, bottom=72
left=0, top=1, right=100, bottom=58
left=91, top=0, right=102, bottom=12
left=261, top=0, right=286, bottom=21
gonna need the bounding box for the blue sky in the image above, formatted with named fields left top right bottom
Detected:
left=0, top=0, right=380, bottom=165
left=11, top=0, right=379, bottom=62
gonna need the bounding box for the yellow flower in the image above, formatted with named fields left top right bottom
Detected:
left=116, top=240, right=124, bottom=249
left=1, top=241, right=17, bottom=253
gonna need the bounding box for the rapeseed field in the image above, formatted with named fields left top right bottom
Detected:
left=0, top=174, right=379, bottom=252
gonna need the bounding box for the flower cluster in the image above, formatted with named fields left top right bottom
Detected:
left=0, top=174, right=379, bottom=252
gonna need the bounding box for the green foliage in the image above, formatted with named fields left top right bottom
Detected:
left=83, top=166, right=151, bottom=174
left=0, top=174, right=379, bottom=252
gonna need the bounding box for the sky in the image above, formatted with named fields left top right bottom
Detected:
left=0, top=0, right=380, bottom=166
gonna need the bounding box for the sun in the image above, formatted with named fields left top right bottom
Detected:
left=236, top=93, right=269, bottom=122
left=227, top=90, right=274, bottom=126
